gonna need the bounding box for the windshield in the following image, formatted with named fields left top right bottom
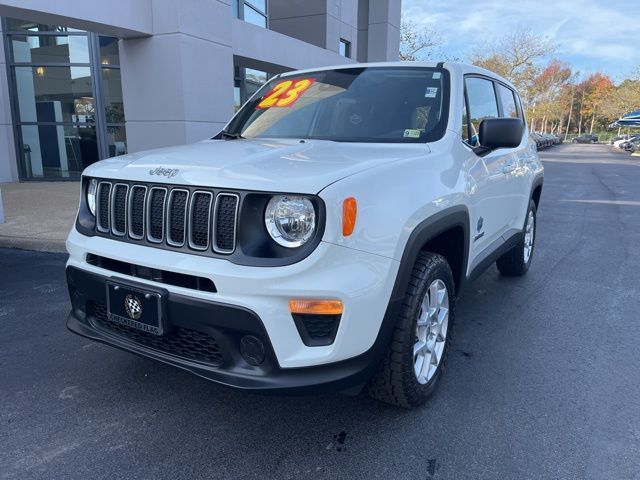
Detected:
left=224, top=67, right=450, bottom=143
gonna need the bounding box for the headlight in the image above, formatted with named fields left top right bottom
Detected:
left=87, top=178, right=98, bottom=216
left=265, top=195, right=316, bottom=248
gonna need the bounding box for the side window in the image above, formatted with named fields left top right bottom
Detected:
left=465, top=77, right=499, bottom=146
left=497, top=84, right=519, bottom=119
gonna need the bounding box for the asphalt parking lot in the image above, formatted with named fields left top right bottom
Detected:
left=1, top=143, right=639, bottom=480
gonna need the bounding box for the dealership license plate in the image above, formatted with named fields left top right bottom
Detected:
left=106, top=282, right=164, bottom=336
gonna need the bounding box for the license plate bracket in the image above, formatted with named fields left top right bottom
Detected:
left=106, top=281, right=164, bottom=336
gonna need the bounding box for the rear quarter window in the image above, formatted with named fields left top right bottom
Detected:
left=497, top=84, right=520, bottom=119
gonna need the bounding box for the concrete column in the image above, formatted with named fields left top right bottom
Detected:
left=119, top=0, right=235, bottom=152
left=365, top=0, right=400, bottom=62
left=356, top=0, right=401, bottom=63
left=0, top=19, right=18, bottom=182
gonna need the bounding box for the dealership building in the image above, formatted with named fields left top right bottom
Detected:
left=0, top=0, right=400, bottom=182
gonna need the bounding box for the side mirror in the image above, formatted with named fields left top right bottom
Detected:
left=478, top=118, right=524, bottom=151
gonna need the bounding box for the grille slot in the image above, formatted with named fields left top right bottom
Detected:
left=189, top=191, right=213, bottom=250
left=147, top=187, right=167, bottom=243
left=167, top=189, right=189, bottom=246
left=213, top=193, right=239, bottom=254
left=97, top=182, right=112, bottom=232
left=128, top=186, right=147, bottom=239
left=88, top=302, right=223, bottom=366
left=111, top=184, right=129, bottom=236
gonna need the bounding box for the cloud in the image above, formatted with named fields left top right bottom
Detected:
left=401, top=0, right=639, bottom=79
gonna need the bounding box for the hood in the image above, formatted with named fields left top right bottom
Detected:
left=83, top=138, right=431, bottom=193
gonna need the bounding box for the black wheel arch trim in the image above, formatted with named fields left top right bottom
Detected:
left=390, top=206, right=470, bottom=303
left=530, top=175, right=544, bottom=205
left=359, top=207, right=470, bottom=376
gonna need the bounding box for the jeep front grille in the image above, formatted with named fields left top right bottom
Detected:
left=95, top=181, right=238, bottom=255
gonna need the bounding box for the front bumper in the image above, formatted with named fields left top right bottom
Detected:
left=65, top=229, right=401, bottom=391
left=67, top=266, right=385, bottom=393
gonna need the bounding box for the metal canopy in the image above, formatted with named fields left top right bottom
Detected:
left=615, top=109, right=640, bottom=127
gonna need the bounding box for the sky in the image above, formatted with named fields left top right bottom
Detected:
left=402, top=0, right=640, bottom=82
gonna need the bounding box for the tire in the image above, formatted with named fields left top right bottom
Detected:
left=368, top=252, right=455, bottom=408
left=572, top=139, right=577, bottom=143
left=496, top=199, right=537, bottom=276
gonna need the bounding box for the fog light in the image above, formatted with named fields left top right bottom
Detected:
left=240, top=335, right=266, bottom=366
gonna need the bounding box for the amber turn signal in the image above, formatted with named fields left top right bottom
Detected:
left=288, top=299, right=343, bottom=315
left=342, top=197, right=357, bottom=236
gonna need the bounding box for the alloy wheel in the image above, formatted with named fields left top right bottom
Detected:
left=414, top=279, right=449, bottom=384
left=523, top=210, right=535, bottom=263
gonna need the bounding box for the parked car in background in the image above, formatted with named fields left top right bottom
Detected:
left=530, top=132, right=545, bottom=150
left=611, top=135, right=631, bottom=146
left=572, top=134, right=598, bottom=144
left=622, top=136, right=640, bottom=151
left=530, top=132, right=561, bottom=150
left=544, top=133, right=559, bottom=146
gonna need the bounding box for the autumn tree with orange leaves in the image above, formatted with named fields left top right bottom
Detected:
left=528, top=60, right=573, bottom=134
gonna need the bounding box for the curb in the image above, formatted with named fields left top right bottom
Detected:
left=0, top=235, right=67, bottom=253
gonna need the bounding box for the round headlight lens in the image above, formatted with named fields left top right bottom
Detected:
left=265, top=195, right=316, bottom=248
left=87, top=178, right=98, bottom=216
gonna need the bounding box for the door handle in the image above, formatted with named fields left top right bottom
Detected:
left=502, top=159, right=516, bottom=174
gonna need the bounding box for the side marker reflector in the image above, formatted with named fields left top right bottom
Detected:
left=289, top=300, right=343, bottom=315
left=342, top=197, right=357, bottom=236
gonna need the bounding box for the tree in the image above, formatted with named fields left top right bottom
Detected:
left=399, top=15, right=448, bottom=61
left=528, top=60, right=573, bottom=133
left=470, top=31, right=555, bottom=109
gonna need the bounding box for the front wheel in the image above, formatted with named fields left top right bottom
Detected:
left=368, top=252, right=455, bottom=408
left=572, top=139, right=577, bottom=143
left=496, top=200, right=537, bottom=276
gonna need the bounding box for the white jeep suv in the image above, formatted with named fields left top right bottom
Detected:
left=66, top=62, right=543, bottom=407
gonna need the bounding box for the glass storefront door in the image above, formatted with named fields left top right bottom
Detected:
left=4, top=18, right=127, bottom=180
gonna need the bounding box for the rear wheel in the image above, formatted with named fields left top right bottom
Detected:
left=496, top=200, right=537, bottom=276
left=368, top=252, right=455, bottom=408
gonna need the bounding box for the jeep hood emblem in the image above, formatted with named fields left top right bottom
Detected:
left=149, top=167, right=179, bottom=178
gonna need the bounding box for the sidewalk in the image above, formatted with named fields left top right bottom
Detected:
left=0, top=182, right=79, bottom=253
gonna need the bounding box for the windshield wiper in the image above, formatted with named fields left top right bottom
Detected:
left=219, top=131, right=244, bottom=140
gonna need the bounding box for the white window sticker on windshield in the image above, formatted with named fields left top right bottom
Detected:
left=432, top=72, right=442, bottom=79
left=403, top=129, right=421, bottom=138
left=425, top=87, right=438, bottom=98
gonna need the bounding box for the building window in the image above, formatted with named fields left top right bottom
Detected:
left=234, top=0, right=268, bottom=28
left=3, top=18, right=127, bottom=180
left=339, top=39, right=351, bottom=58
